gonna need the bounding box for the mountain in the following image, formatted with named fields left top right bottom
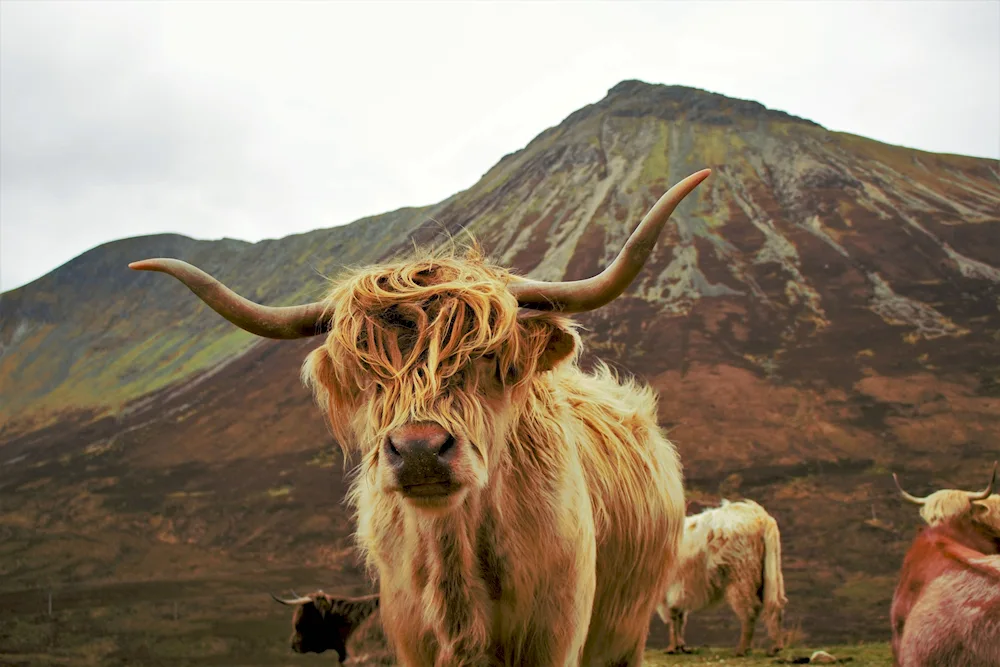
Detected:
left=2, top=80, right=999, bottom=660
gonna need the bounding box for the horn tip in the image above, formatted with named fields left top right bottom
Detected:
left=685, top=168, right=712, bottom=187
left=129, top=260, right=157, bottom=271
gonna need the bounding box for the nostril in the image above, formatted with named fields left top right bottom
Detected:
left=437, top=435, right=456, bottom=459
left=384, top=438, right=402, bottom=463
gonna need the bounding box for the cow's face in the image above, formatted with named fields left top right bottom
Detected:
left=289, top=595, right=343, bottom=655
left=894, top=463, right=997, bottom=526
left=918, top=490, right=984, bottom=526
left=303, top=252, right=577, bottom=514
left=972, top=495, right=1000, bottom=534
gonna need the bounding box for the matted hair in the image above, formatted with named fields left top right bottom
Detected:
left=302, top=244, right=580, bottom=467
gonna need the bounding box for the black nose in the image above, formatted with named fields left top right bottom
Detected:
left=385, top=424, right=456, bottom=465
left=384, top=423, right=457, bottom=492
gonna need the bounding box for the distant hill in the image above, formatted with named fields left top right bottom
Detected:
left=2, top=79, right=999, bottom=651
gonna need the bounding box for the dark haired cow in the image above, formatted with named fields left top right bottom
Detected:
left=890, top=490, right=1000, bottom=667
left=272, top=591, right=381, bottom=663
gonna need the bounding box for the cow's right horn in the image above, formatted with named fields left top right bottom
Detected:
left=893, top=473, right=927, bottom=505
left=129, top=259, right=330, bottom=339
left=966, top=461, right=998, bottom=501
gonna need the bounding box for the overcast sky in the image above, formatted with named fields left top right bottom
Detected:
left=2, top=1, right=998, bottom=292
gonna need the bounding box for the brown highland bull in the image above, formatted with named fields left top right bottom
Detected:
left=130, top=169, right=711, bottom=666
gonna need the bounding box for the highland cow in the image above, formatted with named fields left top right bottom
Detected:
left=893, top=461, right=997, bottom=526
left=656, top=499, right=786, bottom=657
left=890, top=513, right=1000, bottom=667
left=130, top=169, right=711, bottom=666
left=271, top=591, right=382, bottom=663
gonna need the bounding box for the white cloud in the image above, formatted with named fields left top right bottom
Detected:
left=2, top=0, right=997, bottom=291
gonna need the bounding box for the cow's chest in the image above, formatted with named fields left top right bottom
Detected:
left=398, top=510, right=509, bottom=631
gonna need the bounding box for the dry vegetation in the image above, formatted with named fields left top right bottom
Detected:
left=0, top=574, right=892, bottom=666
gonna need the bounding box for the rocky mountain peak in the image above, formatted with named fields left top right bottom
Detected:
left=561, top=78, right=825, bottom=130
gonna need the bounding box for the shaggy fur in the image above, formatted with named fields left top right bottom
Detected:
left=973, top=495, right=1000, bottom=532
left=285, top=592, right=382, bottom=663
left=656, top=499, right=787, bottom=657
left=909, top=490, right=1000, bottom=527
left=301, top=249, right=685, bottom=666
left=890, top=516, right=1000, bottom=667
left=895, top=466, right=998, bottom=526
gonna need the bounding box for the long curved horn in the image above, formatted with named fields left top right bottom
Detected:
left=967, top=461, right=998, bottom=501
left=270, top=593, right=314, bottom=605
left=893, top=472, right=927, bottom=506
left=509, top=169, right=712, bottom=312
left=128, top=259, right=329, bottom=339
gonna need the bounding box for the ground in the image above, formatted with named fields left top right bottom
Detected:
left=0, top=577, right=892, bottom=667
left=645, top=646, right=892, bottom=667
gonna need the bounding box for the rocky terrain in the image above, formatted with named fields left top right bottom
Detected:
left=2, top=80, right=998, bottom=661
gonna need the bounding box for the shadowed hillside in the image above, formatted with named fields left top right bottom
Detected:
left=2, top=79, right=999, bottom=659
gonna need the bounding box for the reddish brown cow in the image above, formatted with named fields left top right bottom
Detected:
left=890, top=512, right=1000, bottom=666
left=272, top=591, right=382, bottom=663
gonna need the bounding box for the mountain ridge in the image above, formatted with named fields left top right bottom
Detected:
left=2, top=79, right=999, bottom=656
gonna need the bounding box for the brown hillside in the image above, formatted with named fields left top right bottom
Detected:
left=2, top=80, right=999, bottom=655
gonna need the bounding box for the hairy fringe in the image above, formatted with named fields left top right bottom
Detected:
left=303, top=247, right=577, bottom=452
left=301, top=247, right=582, bottom=582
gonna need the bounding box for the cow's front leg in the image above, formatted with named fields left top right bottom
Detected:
left=500, top=544, right=595, bottom=666
left=380, top=605, right=436, bottom=667
left=669, top=608, right=691, bottom=654
left=430, top=583, right=494, bottom=667
left=524, top=571, right=596, bottom=666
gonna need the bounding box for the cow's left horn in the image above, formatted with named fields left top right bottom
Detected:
left=128, top=259, right=329, bottom=339
left=270, top=593, right=314, bottom=605
left=509, top=169, right=711, bottom=312
left=893, top=473, right=927, bottom=505
left=967, top=461, right=998, bottom=501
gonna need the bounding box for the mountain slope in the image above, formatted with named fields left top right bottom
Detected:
left=2, top=80, right=999, bottom=655
left=0, top=206, right=433, bottom=432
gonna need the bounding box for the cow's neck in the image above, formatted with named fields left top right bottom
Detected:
left=401, top=490, right=494, bottom=646
left=936, top=517, right=1000, bottom=555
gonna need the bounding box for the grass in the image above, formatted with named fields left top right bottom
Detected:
left=645, top=644, right=892, bottom=666
left=0, top=576, right=344, bottom=667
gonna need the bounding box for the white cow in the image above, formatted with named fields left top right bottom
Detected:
left=656, top=499, right=787, bottom=656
